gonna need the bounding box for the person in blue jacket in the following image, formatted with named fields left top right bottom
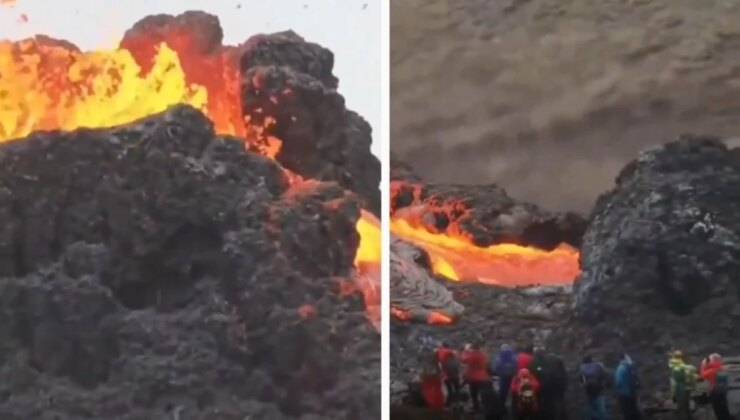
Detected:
left=493, top=344, right=518, bottom=406
left=614, top=354, right=643, bottom=420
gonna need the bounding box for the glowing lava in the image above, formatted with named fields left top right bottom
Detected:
left=354, top=211, right=381, bottom=329
left=0, top=34, right=380, bottom=324
left=390, top=217, right=580, bottom=286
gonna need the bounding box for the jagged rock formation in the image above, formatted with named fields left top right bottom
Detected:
left=241, top=33, right=380, bottom=216
left=0, top=105, right=379, bottom=419
left=390, top=237, right=464, bottom=322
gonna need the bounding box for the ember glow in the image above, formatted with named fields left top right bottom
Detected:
left=0, top=33, right=380, bottom=323
left=390, top=217, right=580, bottom=286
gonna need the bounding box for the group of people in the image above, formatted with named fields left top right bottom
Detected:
left=668, top=350, right=733, bottom=420
left=412, top=340, right=734, bottom=420
left=418, top=341, right=569, bottom=420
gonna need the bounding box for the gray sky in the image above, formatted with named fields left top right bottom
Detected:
left=0, top=0, right=381, bottom=156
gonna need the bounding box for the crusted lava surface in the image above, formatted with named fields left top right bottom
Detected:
left=391, top=136, right=740, bottom=418
left=390, top=237, right=464, bottom=323
left=0, top=105, right=379, bottom=420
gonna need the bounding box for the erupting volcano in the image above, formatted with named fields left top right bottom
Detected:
left=0, top=11, right=380, bottom=322
left=0, top=11, right=380, bottom=420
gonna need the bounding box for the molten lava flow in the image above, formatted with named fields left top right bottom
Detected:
left=390, top=217, right=580, bottom=286
left=354, top=210, right=382, bottom=330
left=0, top=34, right=379, bottom=324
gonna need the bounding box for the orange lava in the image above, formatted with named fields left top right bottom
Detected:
left=390, top=217, right=580, bottom=286
left=390, top=307, right=453, bottom=325
left=0, top=33, right=380, bottom=323
left=354, top=211, right=382, bottom=330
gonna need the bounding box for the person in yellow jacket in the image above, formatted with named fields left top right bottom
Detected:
left=668, top=350, right=684, bottom=401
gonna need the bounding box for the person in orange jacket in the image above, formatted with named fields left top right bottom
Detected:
left=461, top=342, right=491, bottom=412
left=510, top=368, right=541, bottom=420
left=700, top=353, right=732, bottom=420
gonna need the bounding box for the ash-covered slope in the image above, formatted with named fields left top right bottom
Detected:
left=392, top=0, right=740, bottom=213
left=0, top=106, right=379, bottom=420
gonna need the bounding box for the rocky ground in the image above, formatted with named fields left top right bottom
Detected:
left=0, top=12, right=380, bottom=420
left=390, top=137, right=740, bottom=419
left=391, top=0, right=740, bottom=213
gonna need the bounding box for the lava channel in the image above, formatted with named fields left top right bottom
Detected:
left=0, top=32, right=380, bottom=324
left=390, top=214, right=580, bottom=286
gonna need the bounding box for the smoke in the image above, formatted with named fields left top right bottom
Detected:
left=391, top=0, right=740, bottom=214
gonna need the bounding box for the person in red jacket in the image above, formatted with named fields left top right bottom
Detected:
left=510, top=368, right=541, bottom=420
left=700, top=353, right=732, bottom=420
left=435, top=341, right=461, bottom=405
left=461, top=343, right=491, bottom=412
left=517, top=344, right=534, bottom=370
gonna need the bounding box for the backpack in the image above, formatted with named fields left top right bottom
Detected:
left=683, top=365, right=697, bottom=390
left=672, top=364, right=686, bottom=385
left=518, top=379, right=538, bottom=412
left=627, top=364, right=641, bottom=390
left=714, top=370, right=729, bottom=394
left=581, top=363, right=604, bottom=394
left=419, top=348, right=440, bottom=377
left=442, top=352, right=461, bottom=378
left=500, top=358, right=518, bottom=378
left=552, top=356, right=568, bottom=393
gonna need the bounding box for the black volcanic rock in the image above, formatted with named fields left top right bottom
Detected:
left=0, top=105, right=379, bottom=420
left=241, top=37, right=380, bottom=216
left=242, top=31, right=339, bottom=89
left=574, top=136, right=740, bottom=320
